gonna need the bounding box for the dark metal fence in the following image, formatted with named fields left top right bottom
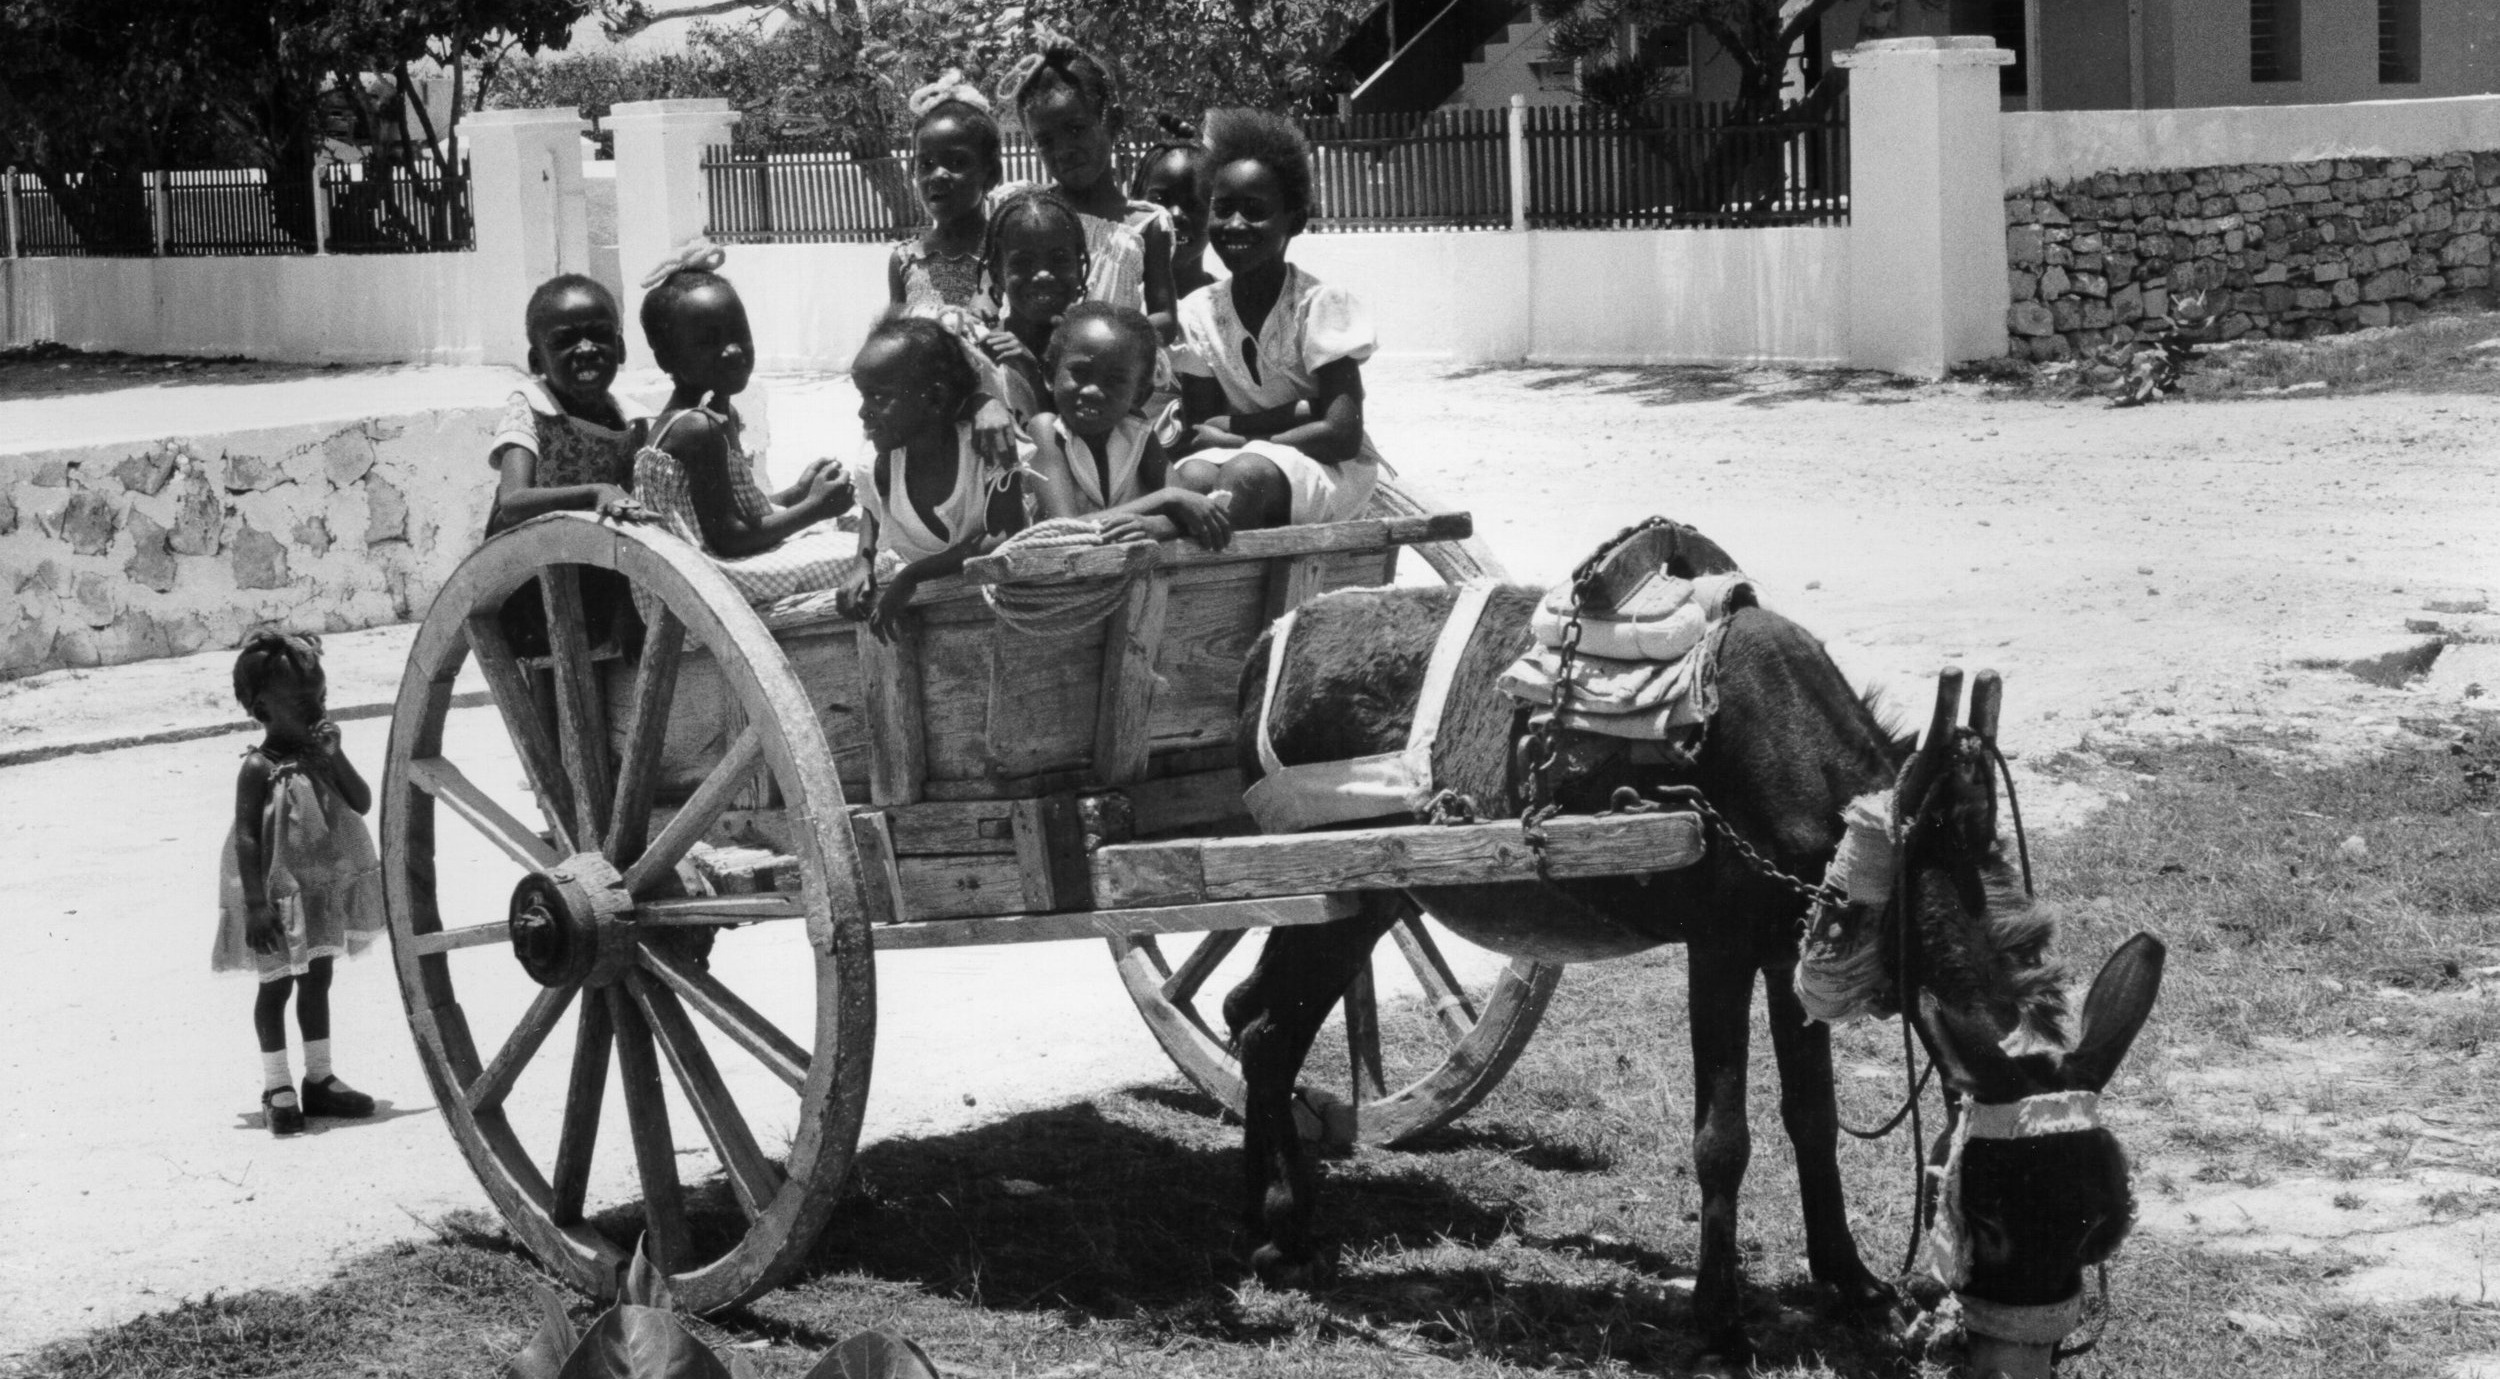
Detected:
left=702, top=99, right=1844, bottom=244
left=1522, top=100, right=1848, bottom=229
left=321, top=159, right=474, bottom=253
left=3, top=159, right=472, bottom=256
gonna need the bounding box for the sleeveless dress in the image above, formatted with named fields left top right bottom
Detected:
left=854, top=421, right=1019, bottom=566
left=632, top=406, right=863, bottom=605
left=211, top=747, right=385, bottom=981
left=1030, top=413, right=1151, bottom=513
left=892, top=238, right=998, bottom=322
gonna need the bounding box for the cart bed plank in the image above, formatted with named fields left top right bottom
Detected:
left=874, top=894, right=1358, bottom=950
left=1091, top=813, right=1707, bottom=909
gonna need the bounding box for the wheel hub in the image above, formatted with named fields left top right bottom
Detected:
left=509, top=853, right=636, bottom=988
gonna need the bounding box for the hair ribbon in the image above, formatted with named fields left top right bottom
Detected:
left=640, top=237, right=728, bottom=290
left=909, top=68, right=992, bottom=118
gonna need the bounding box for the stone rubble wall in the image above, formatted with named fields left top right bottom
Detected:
left=2004, top=151, right=2500, bottom=366
left=1, top=410, right=497, bottom=679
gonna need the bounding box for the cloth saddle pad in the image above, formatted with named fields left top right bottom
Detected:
left=1498, top=521, right=1755, bottom=741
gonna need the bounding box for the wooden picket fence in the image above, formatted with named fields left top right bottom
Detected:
left=2, top=160, right=472, bottom=257
left=1522, top=100, right=1848, bottom=229
left=701, top=99, right=1845, bottom=244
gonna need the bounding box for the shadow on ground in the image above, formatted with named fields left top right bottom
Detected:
left=1439, top=362, right=1926, bottom=409
left=0, top=342, right=371, bottom=401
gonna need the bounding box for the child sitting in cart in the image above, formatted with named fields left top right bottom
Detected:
left=837, top=312, right=1032, bottom=639
left=888, top=71, right=1003, bottom=320
left=997, top=44, right=1174, bottom=336
left=1026, top=302, right=1229, bottom=548
left=487, top=274, right=652, bottom=534
left=947, top=189, right=1090, bottom=423
left=1170, top=108, right=1386, bottom=530
left=631, top=241, right=864, bottom=606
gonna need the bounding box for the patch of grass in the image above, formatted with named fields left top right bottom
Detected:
left=23, top=730, right=2500, bottom=1377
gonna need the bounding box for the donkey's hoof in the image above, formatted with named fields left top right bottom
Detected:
left=1249, top=1244, right=1320, bottom=1290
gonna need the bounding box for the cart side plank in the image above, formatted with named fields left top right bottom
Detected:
left=960, top=512, right=1472, bottom=583
left=1091, top=813, right=1708, bottom=909
left=873, top=893, right=1358, bottom=950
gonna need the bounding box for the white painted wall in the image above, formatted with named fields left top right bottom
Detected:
left=725, top=227, right=1847, bottom=372
left=2, top=254, right=482, bottom=364
left=2002, top=92, right=2500, bottom=186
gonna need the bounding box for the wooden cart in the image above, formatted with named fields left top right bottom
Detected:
left=379, top=479, right=1706, bottom=1309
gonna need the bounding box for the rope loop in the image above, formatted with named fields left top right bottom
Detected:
left=979, top=519, right=1137, bottom=636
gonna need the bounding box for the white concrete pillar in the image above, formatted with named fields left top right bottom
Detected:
left=1833, top=37, right=2015, bottom=378
left=465, top=107, right=592, bottom=368
left=1507, top=94, right=1530, bottom=232
left=608, top=99, right=740, bottom=346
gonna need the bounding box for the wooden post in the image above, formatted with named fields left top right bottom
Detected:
left=4, top=167, right=17, bottom=258
left=1507, top=94, right=1529, bottom=232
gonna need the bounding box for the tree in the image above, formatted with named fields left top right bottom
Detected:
left=1537, top=0, right=1934, bottom=120
left=583, top=0, right=1362, bottom=143
left=0, top=0, right=590, bottom=250
left=1533, top=0, right=1934, bottom=218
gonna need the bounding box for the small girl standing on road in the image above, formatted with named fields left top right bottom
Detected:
left=1000, top=45, right=1174, bottom=335
left=889, top=72, right=1004, bottom=320
left=840, top=313, right=1031, bottom=638
left=1171, top=109, right=1385, bottom=529
left=210, top=632, right=384, bottom=1137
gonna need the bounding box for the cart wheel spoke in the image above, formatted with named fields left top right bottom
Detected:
left=608, top=986, right=694, bottom=1271
left=464, top=612, right=578, bottom=854
left=606, top=604, right=686, bottom=868
left=407, top=755, right=559, bottom=871
left=639, top=943, right=810, bottom=1091
left=629, top=971, right=787, bottom=1221
left=1342, top=958, right=1388, bottom=1104
left=541, top=566, right=615, bottom=848
left=620, top=724, right=764, bottom=897
left=1392, top=910, right=1479, bottom=1045
left=636, top=895, right=803, bottom=925
left=551, top=994, right=616, bottom=1226
left=1161, top=927, right=1246, bottom=1008
left=466, top=983, right=580, bottom=1114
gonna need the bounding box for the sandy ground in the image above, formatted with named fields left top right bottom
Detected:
left=4, top=359, right=2497, bottom=1360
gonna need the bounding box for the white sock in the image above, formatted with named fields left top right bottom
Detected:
left=262, top=1048, right=294, bottom=1094
left=303, top=1038, right=333, bottom=1083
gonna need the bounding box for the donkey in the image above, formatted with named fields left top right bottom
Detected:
left=1221, top=573, right=2162, bottom=1376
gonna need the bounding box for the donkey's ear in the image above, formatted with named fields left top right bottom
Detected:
left=1914, top=993, right=2033, bottom=1104
left=2063, top=932, right=2166, bottom=1092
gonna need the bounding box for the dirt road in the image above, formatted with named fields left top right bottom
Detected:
left=4, top=360, right=2495, bottom=1360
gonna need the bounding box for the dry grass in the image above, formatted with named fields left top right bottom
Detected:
left=21, top=725, right=2500, bottom=1378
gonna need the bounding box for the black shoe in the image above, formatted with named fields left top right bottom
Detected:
left=300, top=1075, right=375, bottom=1119
left=264, top=1086, right=305, bottom=1136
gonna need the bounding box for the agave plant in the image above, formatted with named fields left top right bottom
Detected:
left=508, top=1239, right=941, bottom=1379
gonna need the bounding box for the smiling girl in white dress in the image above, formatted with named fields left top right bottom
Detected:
left=1170, top=108, right=1384, bottom=529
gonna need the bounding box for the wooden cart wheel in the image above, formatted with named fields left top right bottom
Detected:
left=1112, top=474, right=1564, bottom=1147
left=382, top=513, right=875, bottom=1310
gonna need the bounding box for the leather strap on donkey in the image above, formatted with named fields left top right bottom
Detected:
left=1243, top=581, right=1500, bottom=834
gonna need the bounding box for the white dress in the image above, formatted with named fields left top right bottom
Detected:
left=1172, top=264, right=1384, bottom=525
left=854, top=421, right=1028, bottom=567
left=1030, top=413, right=1151, bottom=513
